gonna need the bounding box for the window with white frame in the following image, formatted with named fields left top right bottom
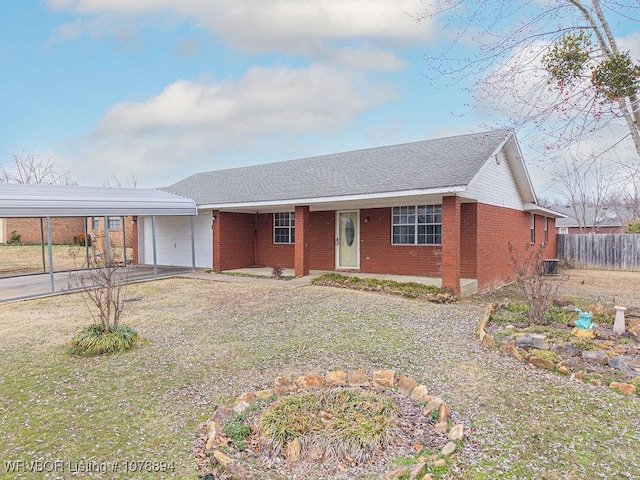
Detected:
left=558, top=227, right=568, bottom=234
left=108, top=216, right=121, bottom=230
left=392, top=205, right=442, bottom=245
left=530, top=214, right=535, bottom=243
left=92, top=217, right=100, bottom=230
left=274, top=212, right=295, bottom=244
left=544, top=217, right=549, bottom=243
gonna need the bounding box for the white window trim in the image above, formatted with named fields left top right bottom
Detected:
left=544, top=217, right=549, bottom=243
left=391, top=205, right=442, bottom=246
left=107, top=216, right=121, bottom=231
left=558, top=227, right=568, bottom=235
left=530, top=214, right=535, bottom=243
left=273, top=211, right=295, bottom=244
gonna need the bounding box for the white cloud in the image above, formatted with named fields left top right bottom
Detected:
left=65, top=64, right=395, bottom=186
left=47, top=0, right=432, bottom=66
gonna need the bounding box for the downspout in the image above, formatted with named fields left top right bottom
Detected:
left=254, top=212, right=258, bottom=266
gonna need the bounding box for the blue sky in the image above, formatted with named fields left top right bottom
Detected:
left=0, top=1, right=637, bottom=196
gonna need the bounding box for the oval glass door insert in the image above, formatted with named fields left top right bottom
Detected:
left=345, top=217, right=355, bottom=246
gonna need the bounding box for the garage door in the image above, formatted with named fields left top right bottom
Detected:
left=139, top=212, right=212, bottom=268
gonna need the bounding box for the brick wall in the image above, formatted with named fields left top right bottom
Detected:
left=359, top=207, right=442, bottom=276
left=255, top=213, right=294, bottom=268
left=309, top=211, right=335, bottom=270
left=214, top=212, right=256, bottom=271
left=4, top=217, right=86, bottom=244
left=460, top=202, right=477, bottom=278
left=87, top=216, right=135, bottom=248
left=475, top=205, right=556, bottom=293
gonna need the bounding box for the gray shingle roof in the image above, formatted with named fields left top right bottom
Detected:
left=164, top=129, right=512, bottom=206
left=554, top=205, right=632, bottom=228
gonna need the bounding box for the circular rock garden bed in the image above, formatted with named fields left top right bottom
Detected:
left=194, top=369, right=465, bottom=480
left=479, top=301, right=640, bottom=396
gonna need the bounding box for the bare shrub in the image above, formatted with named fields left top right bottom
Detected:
left=508, top=242, right=565, bottom=325
left=67, top=245, right=137, bottom=354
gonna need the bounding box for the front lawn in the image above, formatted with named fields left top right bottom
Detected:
left=0, top=277, right=638, bottom=479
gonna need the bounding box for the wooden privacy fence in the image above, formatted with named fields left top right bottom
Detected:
left=556, top=234, right=640, bottom=271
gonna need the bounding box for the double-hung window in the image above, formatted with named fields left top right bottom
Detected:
left=108, top=216, right=121, bottom=230
left=274, top=212, right=295, bottom=244
left=392, top=205, right=442, bottom=245
left=92, top=217, right=100, bottom=230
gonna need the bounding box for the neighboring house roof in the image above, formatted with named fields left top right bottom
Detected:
left=554, top=205, right=632, bottom=229
left=165, top=129, right=560, bottom=216
left=0, top=184, right=197, bottom=217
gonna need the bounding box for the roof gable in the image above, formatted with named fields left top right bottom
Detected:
left=164, top=129, right=515, bottom=206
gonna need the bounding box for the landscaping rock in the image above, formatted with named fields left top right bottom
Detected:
left=255, top=388, right=277, bottom=400
left=424, top=396, right=444, bottom=414
left=557, top=365, right=570, bottom=375
left=613, top=345, right=628, bottom=354
left=347, top=369, right=370, bottom=387
left=438, top=403, right=450, bottom=423
left=325, top=371, right=347, bottom=386
left=410, top=385, right=430, bottom=403
left=434, top=421, right=448, bottom=433
left=397, top=375, right=418, bottom=396
left=628, top=319, right=640, bottom=339
left=572, top=327, right=596, bottom=339
left=505, top=343, right=523, bottom=361
left=550, top=343, right=582, bottom=358
left=296, top=375, right=325, bottom=389
left=373, top=369, right=396, bottom=388
left=286, top=438, right=301, bottom=461
left=410, top=462, right=427, bottom=480
left=233, top=401, right=250, bottom=414
left=609, top=382, right=637, bottom=395
left=432, top=459, right=447, bottom=468
left=582, top=350, right=608, bottom=364
left=385, top=467, right=410, bottom=479
left=236, top=392, right=256, bottom=404
left=448, top=424, right=464, bottom=441
left=608, top=357, right=636, bottom=377
left=213, top=450, right=235, bottom=469
left=441, top=442, right=457, bottom=456
left=274, top=377, right=297, bottom=395
left=529, top=356, right=555, bottom=370
left=516, top=336, right=549, bottom=350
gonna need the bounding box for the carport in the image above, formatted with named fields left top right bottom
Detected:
left=0, top=184, right=198, bottom=302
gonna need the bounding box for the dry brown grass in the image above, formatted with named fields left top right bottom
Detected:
left=0, top=244, right=79, bottom=275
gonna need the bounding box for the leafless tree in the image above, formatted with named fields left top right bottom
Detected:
left=554, top=153, right=617, bottom=232
left=103, top=172, right=140, bottom=188
left=0, top=151, right=76, bottom=185
left=68, top=244, right=131, bottom=332
left=418, top=1, right=640, bottom=163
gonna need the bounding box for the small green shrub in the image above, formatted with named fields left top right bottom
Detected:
left=531, top=349, right=558, bottom=363
left=7, top=230, right=21, bottom=245
left=224, top=413, right=251, bottom=449
left=546, top=307, right=573, bottom=324
left=70, top=324, right=138, bottom=356
left=506, top=303, right=530, bottom=314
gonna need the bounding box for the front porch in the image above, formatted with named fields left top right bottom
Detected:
left=221, top=266, right=479, bottom=297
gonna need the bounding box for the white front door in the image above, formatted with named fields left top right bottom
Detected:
left=336, top=211, right=359, bottom=269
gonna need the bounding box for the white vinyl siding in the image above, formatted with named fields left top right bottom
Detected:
left=466, top=150, right=524, bottom=210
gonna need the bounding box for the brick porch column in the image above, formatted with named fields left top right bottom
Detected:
left=294, top=205, right=310, bottom=277
left=442, top=196, right=461, bottom=296
left=212, top=210, right=221, bottom=272
left=131, top=216, right=139, bottom=265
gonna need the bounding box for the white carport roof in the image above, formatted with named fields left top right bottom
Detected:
left=0, top=184, right=197, bottom=217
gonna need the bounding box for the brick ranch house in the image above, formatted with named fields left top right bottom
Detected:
left=136, top=129, right=561, bottom=296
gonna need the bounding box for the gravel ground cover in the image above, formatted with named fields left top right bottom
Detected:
left=0, top=271, right=639, bottom=479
